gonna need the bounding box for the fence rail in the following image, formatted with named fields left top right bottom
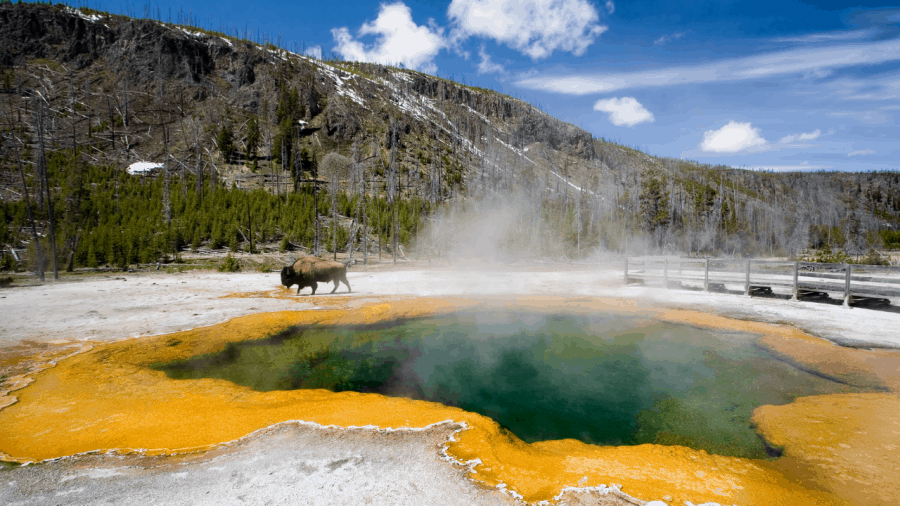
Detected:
left=624, top=257, right=900, bottom=307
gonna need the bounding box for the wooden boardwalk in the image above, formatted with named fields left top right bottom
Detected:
left=625, top=257, right=900, bottom=307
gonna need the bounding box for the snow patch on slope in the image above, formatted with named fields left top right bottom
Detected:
left=67, top=7, right=103, bottom=22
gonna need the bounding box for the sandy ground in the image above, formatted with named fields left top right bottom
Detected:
left=1, top=262, right=899, bottom=505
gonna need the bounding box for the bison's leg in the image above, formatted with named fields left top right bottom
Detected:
left=341, top=274, right=351, bottom=293
left=309, top=281, right=318, bottom=295
left=330, top=278, right=339, bottom=293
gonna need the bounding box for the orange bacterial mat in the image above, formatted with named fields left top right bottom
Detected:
left=2, top=296, right=897, bottom=505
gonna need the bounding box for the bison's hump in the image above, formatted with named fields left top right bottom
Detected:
left=291, top=255, right=345, bottom=274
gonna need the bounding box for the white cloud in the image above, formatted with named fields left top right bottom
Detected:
left=772, top=28, right=877, bottom=43
left=699, top=121, right=767, bottom=154
left=824, top=71, right=900, bottom=101
left=828, top=109, right=891, bottom=124
left=332, top=2, right=445, bottom=73
left=848, top=149, right=876, bottom=156
left=303, top=45, right=323, bottom=59
left=517, top=38, right=900, bottom=94
left=654, top=32, right=684, bottom=46
left=778, top=129, right=821, bottom=144
left=447, top=0, right=607, bottom=60
left=476, top=45, right=504, bottom=75
left=606, top=1, right=615, bottom=15
left=593, top=97, right=654, bottom=126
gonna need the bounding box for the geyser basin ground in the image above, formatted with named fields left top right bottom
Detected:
left=155, top=311, right=863, bottom=460
left=2, top=294, right=899, bottom=506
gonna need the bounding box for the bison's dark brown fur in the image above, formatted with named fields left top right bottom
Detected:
left=280, top=256, right=351, bottom=295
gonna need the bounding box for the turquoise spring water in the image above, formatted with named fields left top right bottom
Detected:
left=154, top=311, right=863, bottom=459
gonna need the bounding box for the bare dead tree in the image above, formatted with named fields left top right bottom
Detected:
left=330, top=169, right=337, bottom=260
left=388, top=119, right=398, bottom=263
left=196, top=140, right=203, bottom=202
left=35, top=99, right=58, bottom=279
left=312, top=151, right=319, bottom=257
left=576, top=182, right=582, bottom=253
left=376, top=181, right=382, bottom=263
left=7, top=87, right=44, bottom=281
left=106, top=93, right=115, bottom=151
left=413, top=160, right=419, bottom=260
left=349, top=140, right=362, bottom=262
left=64, top=72, right=87, bottom=273
left=280, top=128, right=286, bottom=195
left=123, top=76, right=131, bottom=152
left=163, top=125, right=171, bottom=225
left=364, top=142, right=375, bottom=265
left=83, top=75, right=91, bottom=145
left=246, top=198, right=254, bottom=254
left=68, top=70, right=76, bottom=153
left=176, top=98, right=189, bottom=200
left=14, top=144, right=44, bottom=281
left=33, top=108, right=45, bottom=212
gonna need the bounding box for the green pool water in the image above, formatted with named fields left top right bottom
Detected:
left=154, top=312, right=864, bottom=459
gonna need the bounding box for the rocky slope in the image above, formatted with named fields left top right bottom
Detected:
left=1, top=2, right=899, bottom=260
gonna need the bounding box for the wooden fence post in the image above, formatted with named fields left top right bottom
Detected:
left=844, top=264, right=852, bottom=307
left=704, top=258, right=709, bottom=292
left=790, top=261, right=799, bottom=300
left=745, top=259, right=751, bottom=296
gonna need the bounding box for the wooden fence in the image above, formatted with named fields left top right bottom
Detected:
left=624, top=257, right=900, bottom=307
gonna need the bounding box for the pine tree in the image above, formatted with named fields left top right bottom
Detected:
left=639, top=170, right=671, bottom=249
left=217, top=122, right=235, bottom=164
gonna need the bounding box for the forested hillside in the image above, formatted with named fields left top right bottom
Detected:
left=1, top=2, right=898, bottom=277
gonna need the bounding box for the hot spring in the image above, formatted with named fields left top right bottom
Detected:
left=154, top=311, right=863, bottom=459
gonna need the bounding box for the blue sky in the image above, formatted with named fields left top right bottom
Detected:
left=78, top=0, right=900, bottom=172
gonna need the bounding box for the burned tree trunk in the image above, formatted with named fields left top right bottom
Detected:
left=389, top=120, right=398, bottom=264
left=196, top=144, right=203, bottom=202
left=36, top=102, right=58, bottom=280
left=13, top=135, right=44, bottom=282
left=163, top=125, right=171, bottom=225
left=330, top=171, right=337, bottom=261
left=313, top=152, right=319, bottom=257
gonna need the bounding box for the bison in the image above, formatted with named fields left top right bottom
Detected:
left=280, top=256, right=351, bottom=295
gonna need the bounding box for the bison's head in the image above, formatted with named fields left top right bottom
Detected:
left=280, top=266, right=295, bottom=287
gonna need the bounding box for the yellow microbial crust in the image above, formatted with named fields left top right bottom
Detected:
left=752, top=394, right=900, bottom=506
left=1, top=296, right=897, bottom=505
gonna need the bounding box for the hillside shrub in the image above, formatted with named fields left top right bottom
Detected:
left=881, top=230, right=900, bottom=249
left=800, top=244, right=851, bottom=264
left=218, top=253, right=240, bottom=272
